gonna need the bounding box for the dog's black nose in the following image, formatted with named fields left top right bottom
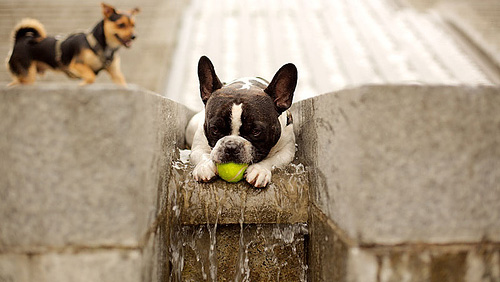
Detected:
left=225, top=142, right=238, bottom=153
left=131, top=34, right=136, bottom=40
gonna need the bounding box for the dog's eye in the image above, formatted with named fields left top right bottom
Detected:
left=118, top=23, right=126, bottom=28
left=209, top=126, right=219, bottom=136
left=252, top=128, right=261, bottom=138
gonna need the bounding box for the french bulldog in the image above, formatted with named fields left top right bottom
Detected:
left=185, top=56, right=297, bottom=188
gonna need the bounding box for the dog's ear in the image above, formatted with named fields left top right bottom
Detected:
left=265, top=63, right=297, bottom=113
left=130, top=7, right=140, bottom=15
left=198, top=56, right=223, bottom=104
left=101, top=3, right=117, bottom=19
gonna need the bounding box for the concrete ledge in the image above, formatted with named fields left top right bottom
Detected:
left=0, top=84, right=192, bottom=281
left=292, top=85, right=500, bottom=245
left=168, top=159, right=309, bottom=225
left=0, top=250, right=143, bottom=282
left=309, top=205, right=500, bottom=282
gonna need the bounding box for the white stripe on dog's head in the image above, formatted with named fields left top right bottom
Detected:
left=231, top=103, right=243, bottom=136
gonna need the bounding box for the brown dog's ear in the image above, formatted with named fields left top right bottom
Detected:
left=101, top=3, right=116, bottom=19
left=198, top=56, right=223, bottom=104
left=130, top=7, right=141, bottom=15
left=264, top=63, right=298, bottom=113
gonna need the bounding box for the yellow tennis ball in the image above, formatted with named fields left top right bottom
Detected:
left=216, top=163, right=249, bottom=183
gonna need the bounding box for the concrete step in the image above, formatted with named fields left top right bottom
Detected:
left=169, top=160, right=309, bottom=225
left=165, top=151, right=309, bottom=280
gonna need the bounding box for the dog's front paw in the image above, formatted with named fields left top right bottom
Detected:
left=192, top=159, right=217, bottom=182
left=245, top=164, right=272, bottom=188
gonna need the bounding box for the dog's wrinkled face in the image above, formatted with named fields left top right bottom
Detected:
left=205, top=80, right=282, bottom=164
left=198, top=56, right=297, bottom=165
left=102, top=3, right=140, bottom=48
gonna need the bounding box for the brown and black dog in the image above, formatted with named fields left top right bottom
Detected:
left=6, top=3, right=139, bottom=86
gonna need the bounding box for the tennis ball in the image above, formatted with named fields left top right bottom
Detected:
left=216, top=162, right=249, bottom=183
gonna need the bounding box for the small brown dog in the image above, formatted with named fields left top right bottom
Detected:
left=6, top=3, right=139, bottom=86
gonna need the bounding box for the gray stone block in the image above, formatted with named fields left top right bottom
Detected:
left=168, top=160, right=309, bottom=225
left=0, top=254, right=30, bottom=282
left=0, top=84, right=192, bottom=252
left=309, top=205, right=500, bottom=282
left=292, top=85, right=500, bottom=244
left=0, top=250, right=143, bottom=282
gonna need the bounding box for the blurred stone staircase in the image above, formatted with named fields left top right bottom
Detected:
left=164, top=0, right=500, bottom=111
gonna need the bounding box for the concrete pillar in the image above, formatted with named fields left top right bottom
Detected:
left=292, top=85, right=500, bottom=281
left=0, top=85, right=192, bottom=282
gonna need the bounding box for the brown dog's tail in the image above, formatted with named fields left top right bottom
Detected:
left=11, top=18, right=47, bottom=43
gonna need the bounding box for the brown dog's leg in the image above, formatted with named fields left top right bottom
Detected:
left=7, top=79, right=20, bottom=87
left=24, top=63, right=37, bottom=84
left=69, top=60, right=96, bottom=86
left=8, top=63, right=37, bottom=86
left=106, top=56, right=127, bottom=86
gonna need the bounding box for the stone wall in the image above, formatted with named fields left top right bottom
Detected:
left=0, top=85, right=192, bottom=282
left=1, top=84, right=499, bottom=281
left=291, top=85, right=500, bottom=281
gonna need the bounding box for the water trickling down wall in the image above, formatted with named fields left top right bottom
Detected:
left=165, top=150, right=309, bottom=281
